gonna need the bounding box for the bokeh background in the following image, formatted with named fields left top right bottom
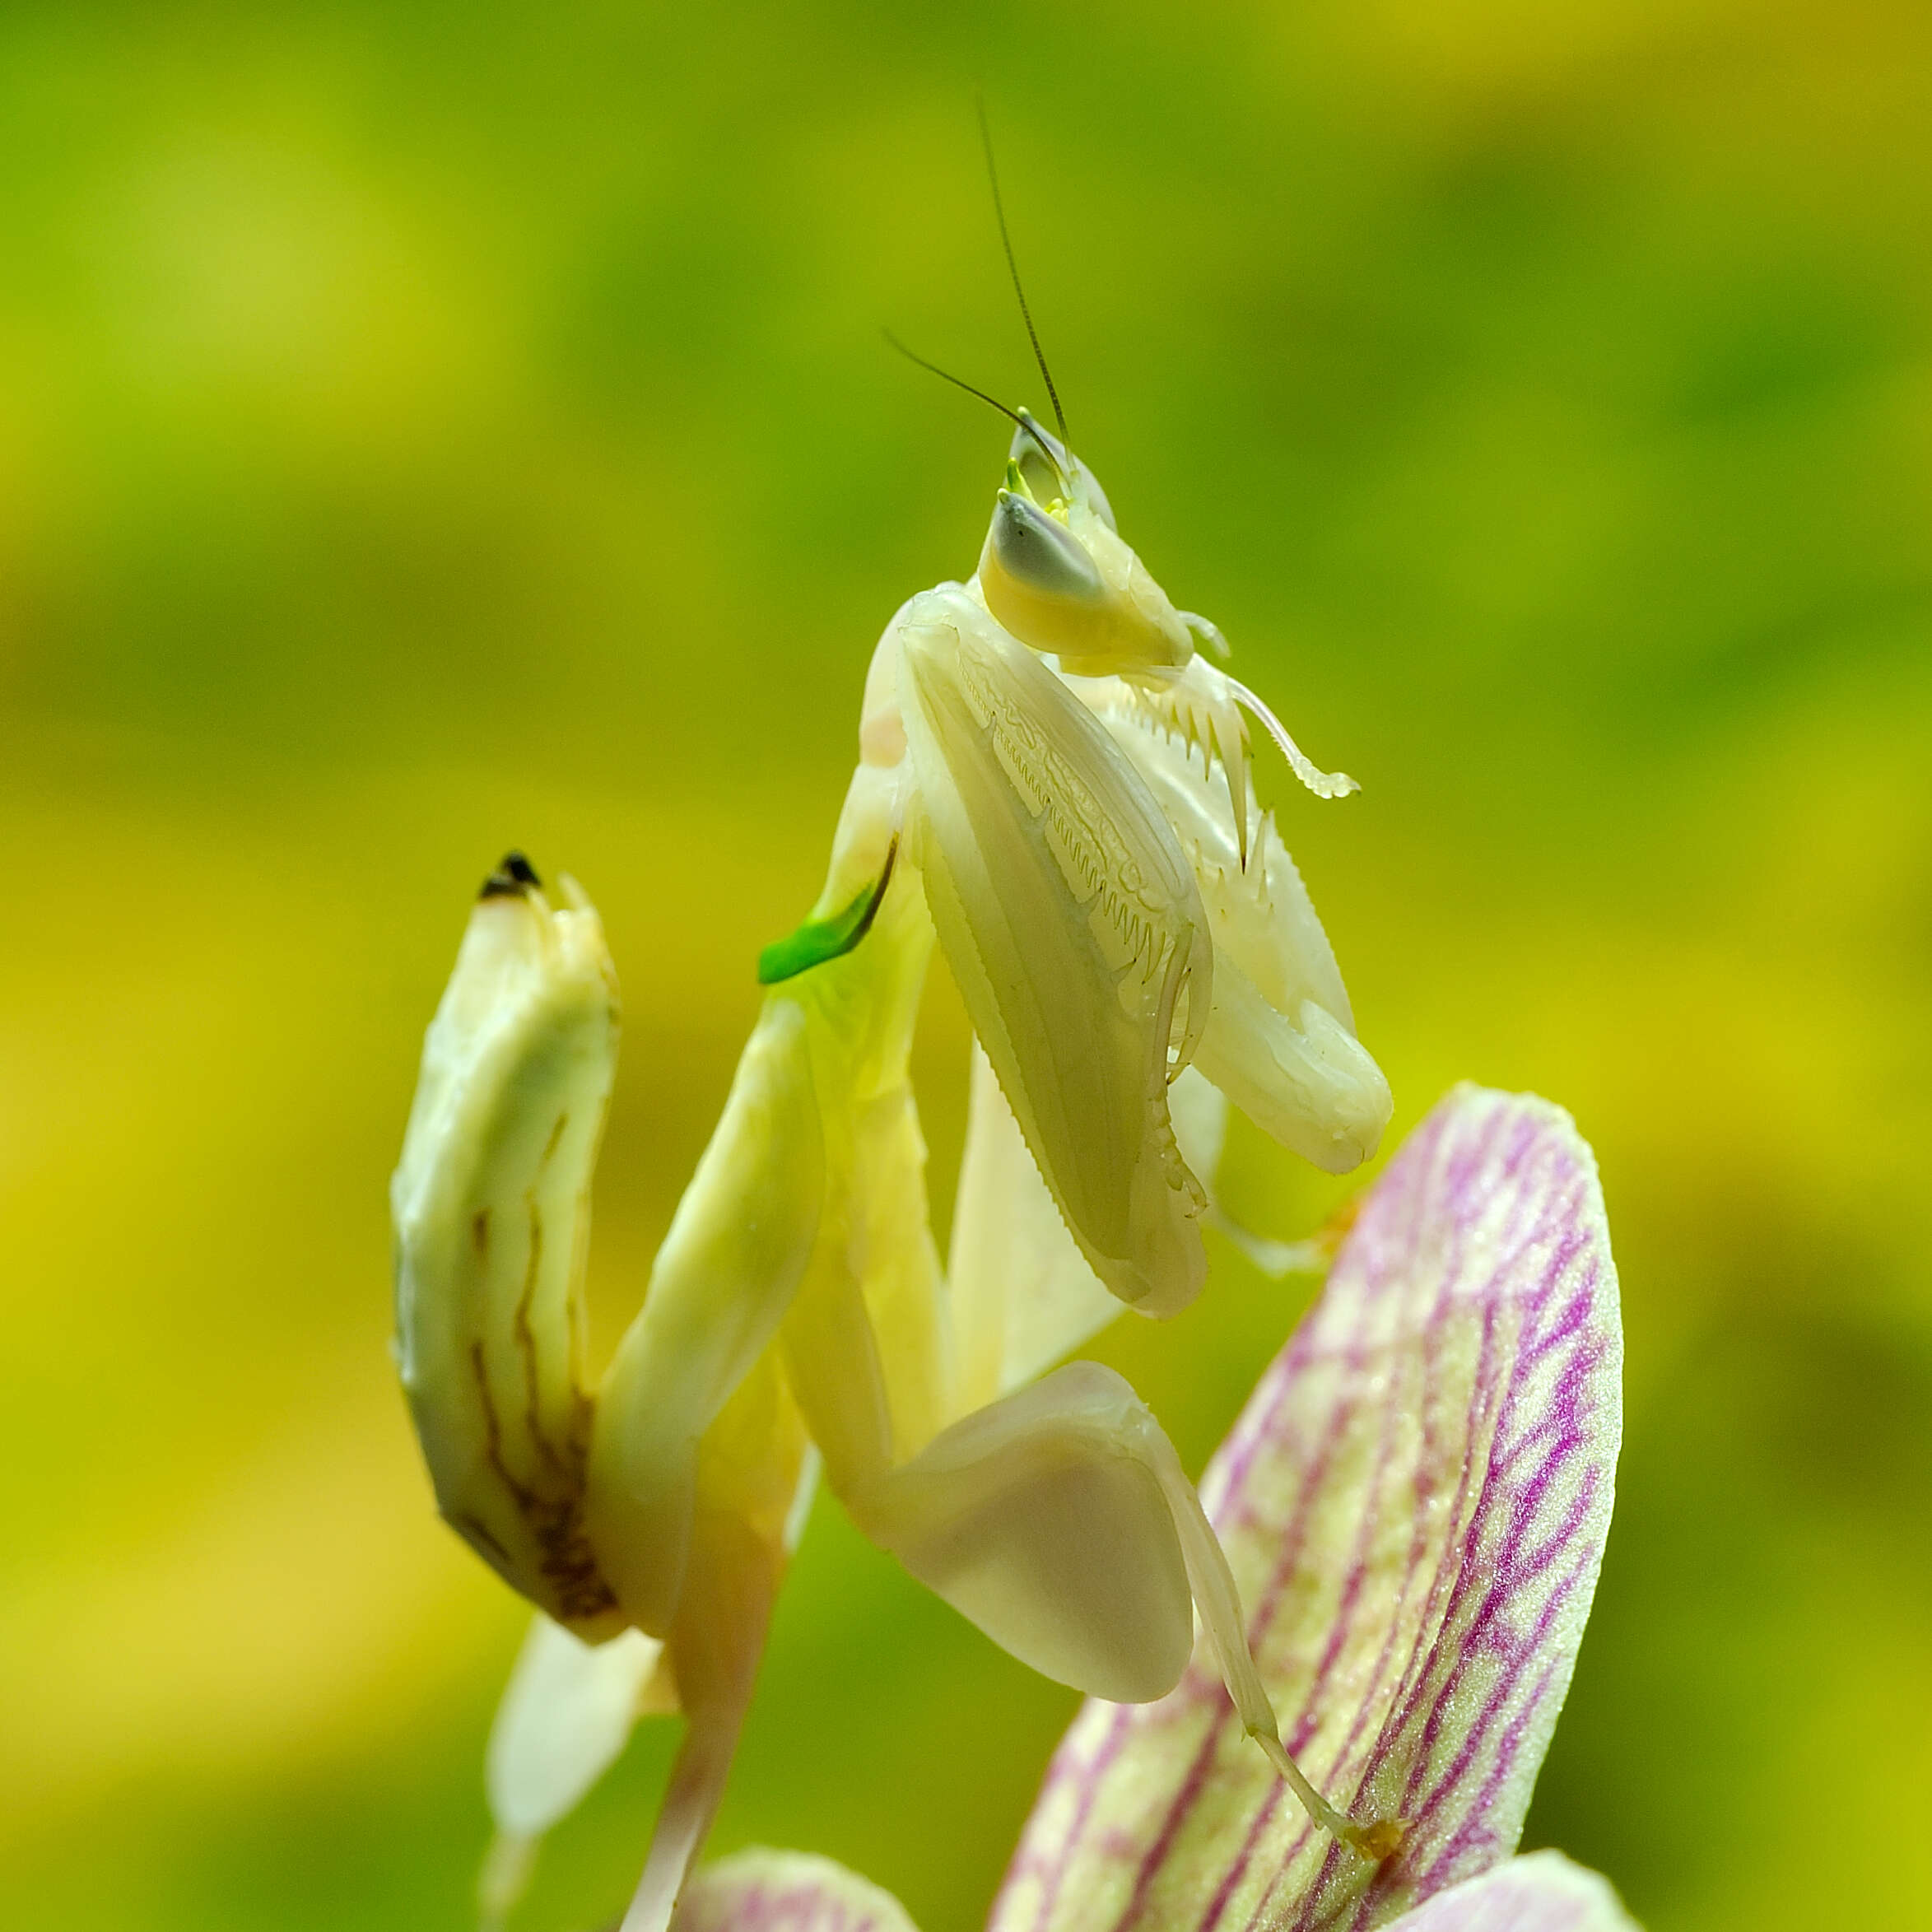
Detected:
left=3, top=4, right=1929, bottom=1929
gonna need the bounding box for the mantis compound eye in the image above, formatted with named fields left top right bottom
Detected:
left=988, top=488, right=1107, bottom=604
left=981, top=471, right=1190, bottom=675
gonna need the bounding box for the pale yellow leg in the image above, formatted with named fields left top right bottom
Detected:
left=586, top=998, right=825, bottom=1636
left=799, top=1351, right=1395, bottom=1856
left=618, top=1508, right=780, bottom=1932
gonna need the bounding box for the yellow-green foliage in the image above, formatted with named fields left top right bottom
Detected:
left=1, top=6, right=1926, bottom=1931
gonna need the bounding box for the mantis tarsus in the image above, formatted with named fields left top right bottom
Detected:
left=393, top=209, right=1397, bottom=1931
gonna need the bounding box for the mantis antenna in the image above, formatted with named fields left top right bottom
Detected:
left=977, top=95, right=1070, bottom=450
left=882, top=329, right=1062, bottom=466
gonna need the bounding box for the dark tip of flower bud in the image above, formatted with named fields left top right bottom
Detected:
left=479, top=851, right=542, bottom=900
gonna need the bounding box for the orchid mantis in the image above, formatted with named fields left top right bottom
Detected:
left=392, top=387, right=1395, bottom=1930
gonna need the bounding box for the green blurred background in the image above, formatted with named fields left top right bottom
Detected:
left=2, top=3, right=1928, bottom=1929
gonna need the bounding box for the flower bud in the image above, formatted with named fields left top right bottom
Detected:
left=391, top=854, right=623, bottom=1635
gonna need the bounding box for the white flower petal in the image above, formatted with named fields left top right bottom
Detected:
left=1386, top=1851, right=1641, bottom=1932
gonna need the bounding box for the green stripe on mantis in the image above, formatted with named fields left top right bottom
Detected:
left=757, top=838, right=898, bottom=985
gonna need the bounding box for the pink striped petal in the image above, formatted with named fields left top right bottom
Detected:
left=991, top=1086, right=1622, bottom=1932
left=1388, top=1851, right=1638, bottom=1930
left=676, top=1849, right=921, bottom=1932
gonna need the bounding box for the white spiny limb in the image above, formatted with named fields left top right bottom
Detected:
left=1222, top=669, right=1359, bottom=801
left=1064, top=684, right=1393, bottom=1171
left=1112, top=659, right=1255, bottom=868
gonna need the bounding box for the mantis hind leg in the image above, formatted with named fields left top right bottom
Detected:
left=840, top=1362, right=1227, bottom=1711
left=843, top=1362, right=1392, bottom=1855
left=618, top=1506, right=780, bottom=1932
left=781, top=1250, right=1253, bottom=1718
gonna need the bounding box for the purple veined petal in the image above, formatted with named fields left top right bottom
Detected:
left=990, top=1086, right=1623, bottom=1932
left=1382, top=1851, right=1639, bottom=1931
left=675, top=1849, right=922, bottom=1932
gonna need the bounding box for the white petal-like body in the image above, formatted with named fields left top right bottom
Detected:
left=396, top=428, right=1406, bottom=1932
left=896, top=583, right=1213, bottom=1317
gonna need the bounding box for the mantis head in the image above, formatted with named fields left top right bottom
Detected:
left=977, top=412, right=1199, bottom=682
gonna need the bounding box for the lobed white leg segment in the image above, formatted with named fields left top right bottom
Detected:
left=840, top=1360, right=1395, bottom=1855
left=858, top=1363, right=1195, bottom=1705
